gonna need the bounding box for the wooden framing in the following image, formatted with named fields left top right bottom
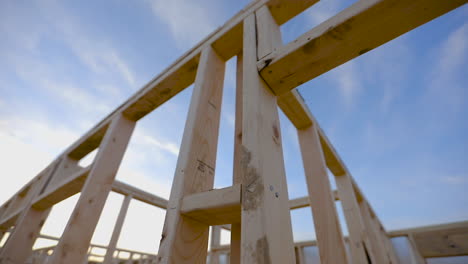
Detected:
left=1, top=0, right=466, bottom=263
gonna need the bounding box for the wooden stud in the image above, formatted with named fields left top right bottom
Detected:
left=297, top=125, right=349, bottom=264
left=258, top=0, right=467, bottom=95
left=47, top=113, right=136, bottom=264
left=335, top=174, right=370, bottom=264
left=407, top=234, right=426, bottom=264
left=210, top=226, right=221, bottom=264
left=295, top=246, right=305, bottom=264
left=239, top=9, right=296, bottom=263
left=358, top=200, right=391, bottom=263
left=180, top=185, right=241, bottom=226
left=0, top=164, right=59, bottom=263
left=230, top=52, right=243, bottom=264
left=156, top=45, right=225, bottom=264
left=103, top=194, right=132, bottom=264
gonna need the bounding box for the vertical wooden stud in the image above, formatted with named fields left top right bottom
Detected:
left=295, top=246, right=305, bottom=264
left=210, top=226, right=221, bottom=264
left=359, top=200, right=391, bottom=263
left=408, top=234, right=426, bottom=264
left=47, top=113, right=136, bottom=264
left=103, top=194, right=132, bottom=264
left=0, top=169, right=55, bottom=263
left=156, top=45, right=225, bottom=263
left=297, top=125, right=349, bottom=264
left=335, top=174, right=370, bottom=264
left=230, top=52, right=243, bottom=264
left=239, top=9, right=296, bottom=263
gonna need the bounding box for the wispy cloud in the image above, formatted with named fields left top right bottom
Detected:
left=147, top=0, right=219, bottom=49
left=331, top=62, right=362, bottom=107
left=440, top=175, right=468, bottom=185
left=425, top=22, right=467, bottom=114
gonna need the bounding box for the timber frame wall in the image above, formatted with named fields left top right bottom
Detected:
left=0, top=0, right=466, bottom=263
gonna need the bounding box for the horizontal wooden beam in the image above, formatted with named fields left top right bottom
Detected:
left=289, top=190, right=339, bottom=210
left=389, top=220, right=468, bottom=258
left=259, top=0, right=466, bottom=95
left=0, top=1, right=321, bottom=216
left=32, top=166, right=91, bottom=210
left=210, top=221, right=468, bottom=259
left=112, top=180, right=167, bottom=209
left=180, top=185, right=241, bottom=226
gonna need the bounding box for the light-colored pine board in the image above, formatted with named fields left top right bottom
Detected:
left=156, top=45, right=225, bottom=264
left=408, top=234, right=427, bottom=264
left=111, top=180, right=167, bottom=209
left=209, top=226, right=221, bottom=264
left=297, top=125, right=349, bottom=264
left=0, top=174, right=51, bottom=264
left=259, top=0, right=467, bottom=95
left=103, top=195, right=132, bottom=264
left=289, top=191, right=339, bottom=210
left=230, top=52, right=243, bottom=264
left=239, top=9, right=296, bottom=263
left=359, top=200, right=390, bottom=263
left=180, top=185, right=241, bottom=226
left=335, top=174, right=370, bottom=264
left=47, top=114, right=135, bottom=264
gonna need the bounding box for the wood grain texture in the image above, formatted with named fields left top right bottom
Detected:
left=259, top=0, right=467, bottom=94
left=239, top=9, right=296, bottom=263
left=103, top=195, right=132, bottom=264
left=181, top=185, right=241, bottom=225
left=335, top=174, right=370, bottom=264
left=156, top=45, right=225, bottom=264
left=297, top=126, right=349, bottom=264
left=47, top=114, right=135, bottom=264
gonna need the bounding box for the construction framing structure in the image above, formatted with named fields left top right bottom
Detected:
left=0, top=0, right=467, bottom=263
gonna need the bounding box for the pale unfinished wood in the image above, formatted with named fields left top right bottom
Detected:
left=239, top=9, right=295, bottom=263
left=358, top=200, right=390, bottom=263
left=230, top=52, right=243, bottom=264
left=289, top=191, right=339, bottom=210
left=259, top=0, right=467, bottom=95
left=156, top=45, right=225, bottom=264
left=295, top=246, right=305, bottom=264
left=209, top=226, right=221, bottom=264
left=0, top=164, right=58, bottom=264
left=112, top=180, right=167, bottom=209
left=408, top=234, right=426, bottom=264
left=297, top=125, right=349, bottom=264
left=47, top=114, right=136, bottom=264
left=335, top=174, right=370, bottom=264
left=103, top=194, right=132, bottom=264
left=181, top=185, right=241, bottom=226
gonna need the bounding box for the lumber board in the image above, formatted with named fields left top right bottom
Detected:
left=181, top=185, right=241, bottom=226
left=230, top=53, right=243, bottom=264
left=239, top=9, right=296, bottom=263
left=103, top=194, right=132, bottom=264
left=259, top=0, right=467, bottom=95
left=209, top=221, right=468, bottom=260
left=48, top=114, right=136, bottom=264
left=157, top=46, right=225, bottom=264
left=411, top=223, right=468, bottom=258
left=297, top=125, right=349, bottom=264
left=335, top=174, right=370, bottom=264
left=0, top=1, right=320, bottom=211
left=32, top=166, right=90, bottom=210
left=112, top=180, right=167, bottom=209
left=288, top=191, right=339, bottom=210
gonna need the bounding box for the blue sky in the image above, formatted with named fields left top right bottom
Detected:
left=0, top=0, right=467, bottom=254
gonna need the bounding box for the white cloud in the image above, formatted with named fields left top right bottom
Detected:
left=440, top=175, right=468, bottom=185
left=306, top=0, right=342, bottom=26
left=331, top=62, right=362, bottom=108
left=147, top=0, right=218, bottom=49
